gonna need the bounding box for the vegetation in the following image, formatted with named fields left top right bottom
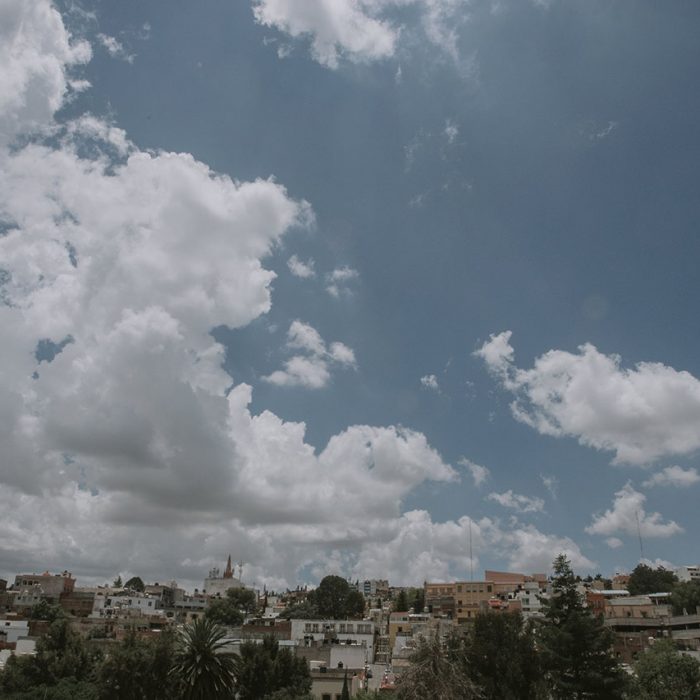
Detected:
left=538, top=555, right=628, bottom=699
left=631, top=639, right=700, bottom=700
left=171, top=617, right=237, bottom=699
left=123, top=576, right=145, bottom=592
left=393, top=589, right=409, bottom=612
left=670, top=580, right=700, bottom=616
left=205, top=587, right=258, bottom=626
left=306, top=575, right=365, bottom=619
left=235, top=636, right=312, bottom=700
left=626, top=563, right=677, bottom=596
left=465, top=611, right=543, bottom=700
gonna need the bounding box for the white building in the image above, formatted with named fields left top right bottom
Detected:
left=289, top=619, right=375, bottom=663
left=676, top=566, right=700, bottom=583
left=0, top=619, right=29, bottom=644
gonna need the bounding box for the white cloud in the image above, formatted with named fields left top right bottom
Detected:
left=476, top=331, right=700, bottom=465
left=459, top=458, right=489, bottom=487
left=252, top=0, right=469, bottom=69
left=487, top=490, right=545, bottom=514
left=642, top=465, right=700, bottom=489
left=96, top=33, right=134, bottom=63
left=585, top=483, right=683, bottom=539
left=325, top=265, right=359, bottom=297
left=263, top=320, right=356, bottom=388
left=540, top=474, right=558, bottom=499
left=420, top=374, right=440, bottom=392
left=606, top=537, right=623, bottom=549
left=0, top=0, right=91, bottom=144
left=444, top=119, right=459, bottom=144
left=287, top=254, right=315, bottom=278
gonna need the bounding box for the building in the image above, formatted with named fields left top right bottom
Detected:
left=12, top=571, right=76, bottom=605
left=204, top=556, right=245, bottom=597
left=676, top=565, right=700, bottom=584
left=289, top=619, right=376, bottom=663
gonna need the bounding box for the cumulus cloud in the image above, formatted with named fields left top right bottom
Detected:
left=487, top=490, right=545, bottom=514
left=287, top=254, right=315, bottom=278
left=606, top=537, right=623, bottom=549
left=96, top=33, right=134, bottom=63
left=476, top=331, right=700, bottom=465
left=0, top=0, right=91, bottom=144
left=420, top=373, right=440, bottom=392
left=252, top=0, right=469, bottom=69
left=540, top=474, right=558, bottom=499
left=642, top=465, right=700, bottom=489
left=263, top=320, right=356, bottom=388
left=585, top=483, right=683, bottom=539
left=459, top=458, right=490, bottom=487
left=325, top=265, right=359, bottom=297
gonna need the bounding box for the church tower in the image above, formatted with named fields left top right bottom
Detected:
left=223, top=554, right=233, bottom=579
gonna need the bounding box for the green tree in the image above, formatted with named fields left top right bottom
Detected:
left=171, top=617, right=237, bottom=700
left=412, top=588, right=425, bottom=614
left=279, top=600, right=319, bottom=620
left=395, top=634, right=480, bottom=700
left=671, top=581, right=700, bottom=616
left=631, top=639, right=700, bottom=699
left=538, top=555, right=627, bottom=699
left=206, top=586, right=258, bottom=625
left=29, top=599, right=65, bottom=622
left=341, top=672, right=350, bottom=700
left=123, top=576, right=145, bottom=592
left=0, top=617, right=100, bottom=697
left=465, top=611, right=543, bottom=699
left=394, top=590, right=409, bottom=612
left=627, top=564, right=677, bottom=596
left=113, top=576, right=122, bottom=588
left=235, top=636, right=311, bottom=700
left=310, top=576, right=363, bottom=619
left=96, top=628, right=177, bottom=700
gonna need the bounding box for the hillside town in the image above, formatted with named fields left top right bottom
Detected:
left=1, top=556, right=699, bottom=698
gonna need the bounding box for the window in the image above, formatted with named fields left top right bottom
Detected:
left=322, top=694, right=331, bottom=700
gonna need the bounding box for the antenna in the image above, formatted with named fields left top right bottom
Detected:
left=238, top=560, right=244, bottom=582
left=469, top=517, right=474, bottom=581
left=635, top=511, right=645, bottom=562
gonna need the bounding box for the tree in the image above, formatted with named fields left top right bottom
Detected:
left=671, top=581, right=700, bottom=616
left=394, top=590, right=409, bottom=612
left=538, top=555, right=627, bottom=699
left=123, top=576, right=145, bottom=593
left=341, top=672, right=350, bottom=700
left=96, top=628, right=177, bottom=700
left=412, top=588, right=425, bottom=614
left=632, top=639, right=700, bottom=699
left=309, top=576, right=363, bottom=619
left=279, top=600, right=319, bottom=620
left=627, top=564, right=677, bottom=596
left=171, top=618, right=237, bottom=700
left=395, top=634, right=480, bottom=700
left=29, top=599, right=65, bottom=622
left=205, top=586, right=258, bottom=626
left=113, top=576, right=123, bottom=588
left=465, top=611, right=543, bottom=700
left=235, top=636, right=311, bottom=700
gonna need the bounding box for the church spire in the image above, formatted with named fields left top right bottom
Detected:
left=223, top=554, right=233, bottom=579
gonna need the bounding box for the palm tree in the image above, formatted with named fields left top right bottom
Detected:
left=171, top=617, right=237, bottom=699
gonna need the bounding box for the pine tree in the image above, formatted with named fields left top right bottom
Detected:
left=538, top=555, right=627, bottom=699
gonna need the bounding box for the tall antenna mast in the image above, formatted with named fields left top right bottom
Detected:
left=238, top=560, right=244, bottom=583
left=469, top=517, right=474, bottom=581
left=635, top=511, right=645, bottom=562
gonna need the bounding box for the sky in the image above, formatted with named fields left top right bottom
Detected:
left=1, top=0, right=700, bottom=592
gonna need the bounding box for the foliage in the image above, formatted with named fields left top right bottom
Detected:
left=394, top=590, right=409, bottom=612
left=96, top=628, right=177, bottom=700
left=395, top=635, right=480, bottom=700
left=171, top=617, right=237, bottom=700
left=353, top=691, right=381, bottom=699
left=412, top=588, right=425, bottom=614
left=626, top=564, right=677, bottom=596
left=631, top=639, right=700, bottom=700
left=341, top=672, right=350, bottom=700
left=671, top=581, right=700, bottom=616
left=0, top=618, right=100, bottom=696
left=113, top=576, right=122, bottom=588
left=538, top=555, right=628, bottom=700
left=279, top=600, right=319, bottom=619
left=123, top=576, right=145, bottom=592
left=235, top=636, right=311, bottom=700
left=206, top=586, right=257, bottom=625
left=0, top=677, right=99, bottom=700
left=308, top=575, right=364, bottom=619
left=29, top=599, right=65, bottom=622
left=465, top=611, right=544, bottom=700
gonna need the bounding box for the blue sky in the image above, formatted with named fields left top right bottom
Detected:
left=1, top=0, right=699, bottom=590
